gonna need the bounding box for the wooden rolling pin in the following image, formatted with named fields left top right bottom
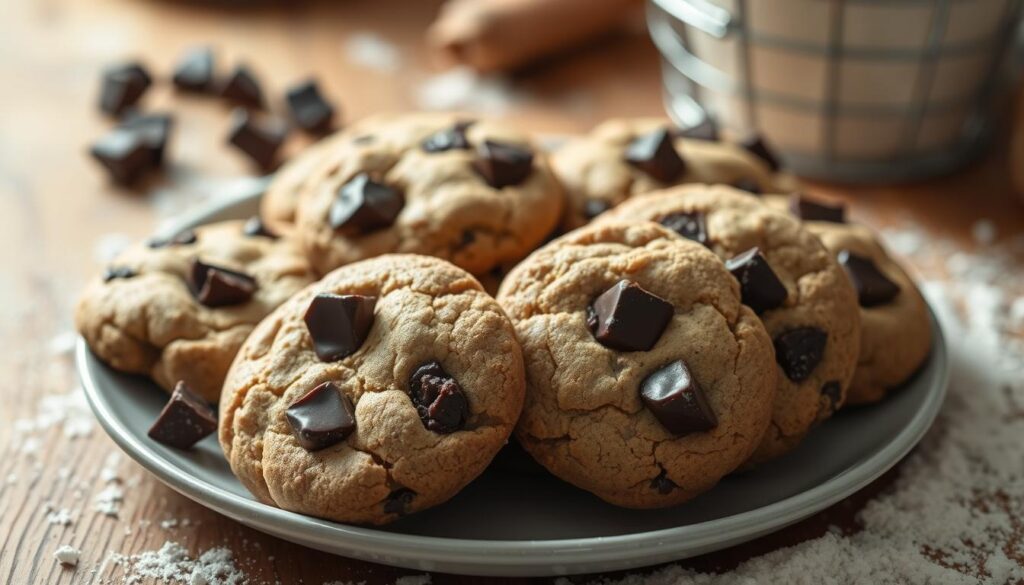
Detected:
left=428, top=0, right=642, bottom=73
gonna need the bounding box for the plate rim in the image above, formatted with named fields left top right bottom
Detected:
left=77, top=188, right=951, bottom=574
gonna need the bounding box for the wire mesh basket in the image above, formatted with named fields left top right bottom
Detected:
left=647, top=0, right=1023, bottom=182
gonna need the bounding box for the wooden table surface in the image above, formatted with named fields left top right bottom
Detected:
left=1, top=0, right=1022, bottom=583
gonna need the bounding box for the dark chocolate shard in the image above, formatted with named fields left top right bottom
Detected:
left=624, top=127, right=686, bottom=183
left=774, top=327, right=828, bottom=382
left=640, top=360, right=718, bottom=436
left=588, top=280, right=673, bottom=352
left=725, top=247, right=788, bottom=314
left=187, top=258, right=257, bottom=307
left=329, top=173, right=404, bottom=233
left=742, top=135, right=781, bottom=171
left=285, top=80, right=336, bottom=133
left=422, top=120, right=474, bottom=152
left=227, top=108, right=287, bottom=169
left=838, top=250, right=900, bottom=307
left=147, top=381, right=217, bottom=449
left=172, top=47, right=215, bottom=92
left=99, top=62, right=152, bottom=116
left=474, top=140, right=534, bottom=188
left=303, top=293, right=377, bottom=362
left=220, top=64, right=264, bottom=108
left=790, top=193, right=846, bottom=223
left=285, top=381, right=356, bottom=451
left=658, top=211, right=708, bottom=246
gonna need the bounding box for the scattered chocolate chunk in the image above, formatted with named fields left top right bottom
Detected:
left=677, top=117, right=718, bottom=141
left=650, top=471, right=677, bottom=494
left=188, top=258, right=257, bottom=307
left=658, top=211, right=708, bottom=246
left=640, top=360, right=718, bottom=436
left=147, top=381, right=217, bottom=449
left=285, top=80, right=335, bottom=133
left=588, top=280, right=673, bottom=352
left=148, top=229, right=197, bottom=248
left=227, top=108, right=288, bottom=169
left=103, top=266, right=137, bottom=282
left=303, top=293, right=376, bottom=361
left=732, top=178, right=762, bottom=195
left=583, top=198, right=611, bottom=220
left=384, top=488, right=416, bottom=515
left=89, top=129, right=153, bottom=185
left=789, top=193, right=846, bottom=223
left=409, top=361, right=469, bottom=434
left=120, top=112, right=174, bottom=167
left=99, top=62, right=152, bottom=116
left=838, top=250, right=900, bottom=307
left=422, top=120, right=474, bottom=152
left=821, top=381, right=842, bottom=412
left=330, top=173, right=404, bottom=233
left=242, top=215, right=278, bottom=239
left=774, top=327, right=828, bottom=382
left=474, top=140, right=534, bottom=188
left=624, top=127, right=686, bottom=183
left=172, top=47, right=215, bottom=93
left=220, top=64, right=264, bottom=108
left=742, top=135, right=781, bottom=171
left=285, top=382, right=356, bottom=451
left=725, top=247, right=787, bottom=314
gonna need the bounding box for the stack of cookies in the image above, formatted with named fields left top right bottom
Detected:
left=76, top=113, right=932, bottom=524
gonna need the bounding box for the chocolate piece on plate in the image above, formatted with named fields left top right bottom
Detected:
left=147, top=381, right=217, bottom=449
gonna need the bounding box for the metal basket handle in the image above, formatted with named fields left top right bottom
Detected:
left=651, top=0, right=732, bottom=38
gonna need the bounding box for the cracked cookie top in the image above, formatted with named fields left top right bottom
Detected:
left=497, top=221, right=776, bottom=508
left=219, top=254, right=525, bottom=525
left=600, top=186, right=861, bottom=463
left=551, top=118, right=799, bottom=231
left=292, top=112, right=564, bottom=277
left=75, top=220, right=315, bottom=403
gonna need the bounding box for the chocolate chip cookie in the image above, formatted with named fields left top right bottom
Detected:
left=496, top=221, right=776, bottom=508
left=293, top=112, right=564, bottom=277
left=599, top=186, right=861, bottom=463
left=219, top=254, right=525, bottom=525
left=75, top=220, right=315, bottom=402
left=551, top=118, right=799, bottom=231
left=770, top=194, right=932, bottom=404
left=261, top=130, right=355, bottom=232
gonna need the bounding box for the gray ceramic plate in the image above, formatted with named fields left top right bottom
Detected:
left=77, top=187, right=950, bottom=577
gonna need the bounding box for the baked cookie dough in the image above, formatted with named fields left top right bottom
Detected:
left=261, top=131, right=355, bottom=232
left=219, top=254, right=525, bottom=525
left=75, top=220, right=315, bottom=402
left=293, top=112, right=564, bottom=276
left=768, top=195, right=932, bottom=404
left=497, top=221, right=776, bottom=508
left=551, top=118, right=799, bottom=231
left=599, top=186, right=861, bottom=463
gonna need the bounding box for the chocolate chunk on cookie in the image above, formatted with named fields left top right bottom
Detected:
left=286, top=382, right=357, bottom=451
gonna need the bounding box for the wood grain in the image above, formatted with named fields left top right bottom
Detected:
left=0, top=0, right=1022, bottom=583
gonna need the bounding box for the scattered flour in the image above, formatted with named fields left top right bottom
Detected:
left=109, top=541, right=247, bottom=585
left=96, top=484, right=125, bottom=517
left=54, top=544, right=81, bottom=567
left=47, top=330, right=78, bottom=356
left=344, top=32, right=401, bottom=73
left=46, top=508, right=75, bottom=526
left=101, top=451, right=124, bottom=483
left=414, top=67, right=527, bottom=114
left=567, top=221, right=1024, bottom=584
left=14, top=387, right=94, bottom=440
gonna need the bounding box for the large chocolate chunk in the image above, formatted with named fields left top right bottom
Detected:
left=587, top=280, right=673, bottom=352
left=725, top=247, right=787, bottom=314
left=220, top=64, right=264, bottom=109
left=99, top=62, right=152, bottom=116
left=838, top=250, right=900, bottom=307
left=172, top=47, right=215, bottom=93
left=742, top=135, right=781, bottom=171
left=227, top=108, right=287, bottom=169
left=384, top=488, right=416, bottom=515
left=408, top=361, right=469, bottom=434
left=303, top=293, right=376, bottom=361
left=285, top=382, right=356, bottom=451
left=147, top=381, right=217, bottom=449
left=474, top=140, right=534, bottom=188
left=422, top=121, right=474, bottom=152
left=624, top=127, right=685, bottom=183
left=774, top=327, right=828, bottom=382
left=658, top=211, right=708, bottom=246
left=329, top=173, right=404, bottom=233
left=120, top=112, right=174, bottom=167
left=242, top=215, right=278, bottom=239
left=89, top=129, right=153, bottom=185
left=285, top=80, right=335, bottom=133
left=640, top=360, right=718, bottom=436
left=188, top=259, right=257, bottom=307
left=790, top=193, right=846, bottom=223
